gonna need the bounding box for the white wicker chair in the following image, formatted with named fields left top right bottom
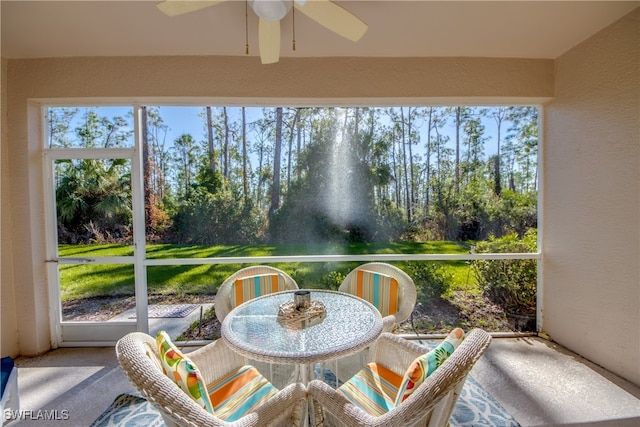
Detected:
left=215, top=266, right=300, bottom=389
left=339, top=262, right=417, bottom=333
left=116, top=332, right=307, bottom=427
left=215, top=265, right=299, bottom=322
left=331, top=262, right=417, bottom=381
left=308, top=329, right=492, bottom=427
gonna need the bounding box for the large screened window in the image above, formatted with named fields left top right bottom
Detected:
left=45, top=104, right=540, bottom=344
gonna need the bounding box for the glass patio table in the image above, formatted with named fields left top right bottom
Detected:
left=220, top=289, right=383, bottom=384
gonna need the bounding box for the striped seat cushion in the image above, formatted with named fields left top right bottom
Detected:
left=394, top=327, right=466, bottom=406
left=346, top=269, right=400, bottom=317
left=231, top=273, right=287, bottom=308
left=336, top=362, right=403, bottom=417
left=208, top=365, right=279, bottom=422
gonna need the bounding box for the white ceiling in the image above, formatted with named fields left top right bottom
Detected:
left=2, top=1, right=638, bottom=60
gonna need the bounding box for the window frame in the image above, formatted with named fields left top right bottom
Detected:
left=41, top=100, right=543, bottom=345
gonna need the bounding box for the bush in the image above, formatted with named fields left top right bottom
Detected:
left=406, top=262, right=453, bottom=300
left=318, top=270, right=346, bottom=290
left=472, top=229, right=537, bottom=315
left=170, top=188, right=264, bottom=244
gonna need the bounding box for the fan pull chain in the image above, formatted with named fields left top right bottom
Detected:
left=292, top=5, right=296, bottom=51
left=245, top=0, right=249, bottom=55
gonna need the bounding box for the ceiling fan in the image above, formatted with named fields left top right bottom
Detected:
left=156, top=0, right=368, bottom=64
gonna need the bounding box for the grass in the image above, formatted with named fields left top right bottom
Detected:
left=58, top=241, right=476, bottom=301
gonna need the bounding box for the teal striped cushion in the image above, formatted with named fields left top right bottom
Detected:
left=336, top=362, right=403, bottom=417
left=207, top=365, right=278, bottom=422
left=345, top=270, right=399, bottom=317
left=231, top=273, right=286, bottom=308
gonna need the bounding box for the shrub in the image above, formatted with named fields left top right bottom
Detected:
left=406, top=262, right=453, bottom=300
left=170, top=188, right=264, bottom=244
left=472, top=229, right=537, bottom=315
left=318, top=270, right=346, bottom=290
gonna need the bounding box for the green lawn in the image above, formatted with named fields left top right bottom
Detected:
left=58, top=241, right=476, bottom=301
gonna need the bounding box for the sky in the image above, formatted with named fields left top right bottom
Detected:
left=58, top=104, right=512, bottom=160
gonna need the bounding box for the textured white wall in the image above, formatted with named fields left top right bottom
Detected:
left=544, top=8, right=639, bottom=385
left=1, top=57, right=20, bottom=357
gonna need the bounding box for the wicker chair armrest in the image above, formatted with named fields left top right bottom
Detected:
left=308, top=380, right=425, bottom=427
left=187, top=338, right=248, bottom=384
left=308, top=379, right=383, bottom=427
left=372, top=333, right=425, bottom=377
left=248, top=382, right=307, bottom=427
left=381, top=316, right=397, bottom=333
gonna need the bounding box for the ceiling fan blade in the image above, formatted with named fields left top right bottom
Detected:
left=259, top=18, right=281, bottom=64
left=294, top=0, right=367, bottom=42
left=156, top=0, right=227, bottom=17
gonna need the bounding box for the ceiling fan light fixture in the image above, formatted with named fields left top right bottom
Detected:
left=157, top=0, right=367, bottom=64
left=251, top=0, right=292, bottom=21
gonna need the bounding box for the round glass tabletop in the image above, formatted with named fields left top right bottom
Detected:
left=221, top=290, right=383, bottom=364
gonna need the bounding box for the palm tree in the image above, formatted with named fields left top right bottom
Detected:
left=56, top=158, right=131, bottom=243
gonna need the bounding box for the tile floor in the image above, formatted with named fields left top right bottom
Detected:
left=6, top=335, right=640, bottom=427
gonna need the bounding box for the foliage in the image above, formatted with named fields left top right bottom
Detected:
left=268, top=127, right=380, bottom=243
left=144, top=194, right=171, bottom=242
left=56, top=158, right=132, bottom=244
left=170, top=187, right=265, bottom=244
left=294, top=266, right=349, bottom=291
left=472, top=229, right=537, bottom=315
left=406, top=261, right=453, bottom=300
left=490, top=190, right=538, bottom=237
left=374, top=198, right=407, bottom=241
left=454, top=178, right=492, bottom=240
left=50, top=105, right=539, bottom=249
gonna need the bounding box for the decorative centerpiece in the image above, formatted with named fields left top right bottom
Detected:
left=278, top=290, right=326, bottom=329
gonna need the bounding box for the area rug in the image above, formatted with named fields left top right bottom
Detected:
left=128, top=304, right=198, bottom=319
left=92, top=375, right=520, bottom=427
left=90, top=394, right=164, bottom=427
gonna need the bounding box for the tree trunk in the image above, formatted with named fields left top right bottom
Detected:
left=257, top=144, right=264, bottom=209
left=408, top=107, right=416, bottom=219
left=492, top=107, right=506, bottom=196
left=286, top=108, right=300, bottom=194
left=296, top=120, right=302, bottom=181
left=223, top=106, right=229, bottom=179
left=141, top=106, right=153, bottom=234
left=206, top=106, right=216, bottom=176
left=455, top=107, right=461, bottom=194
left=269, top=107, right=283, bottom=217
left=400, top=108, right=411, bottom=223
left=242, top=107, right=249, bottom=203
left=392, top=128, right=400, bottom=207
left=425, top=107, right=433, bottom=213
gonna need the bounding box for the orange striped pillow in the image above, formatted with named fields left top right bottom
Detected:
left=231, top=273, right=286, bottom=308
left=346, top=270, right=399, bottom=317
left=207, top=365, right=278, bottom=422
left=336, top=362, right=403, bottom=417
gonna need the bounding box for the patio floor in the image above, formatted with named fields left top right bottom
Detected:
left=8, top=335, right=640, bottom=426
